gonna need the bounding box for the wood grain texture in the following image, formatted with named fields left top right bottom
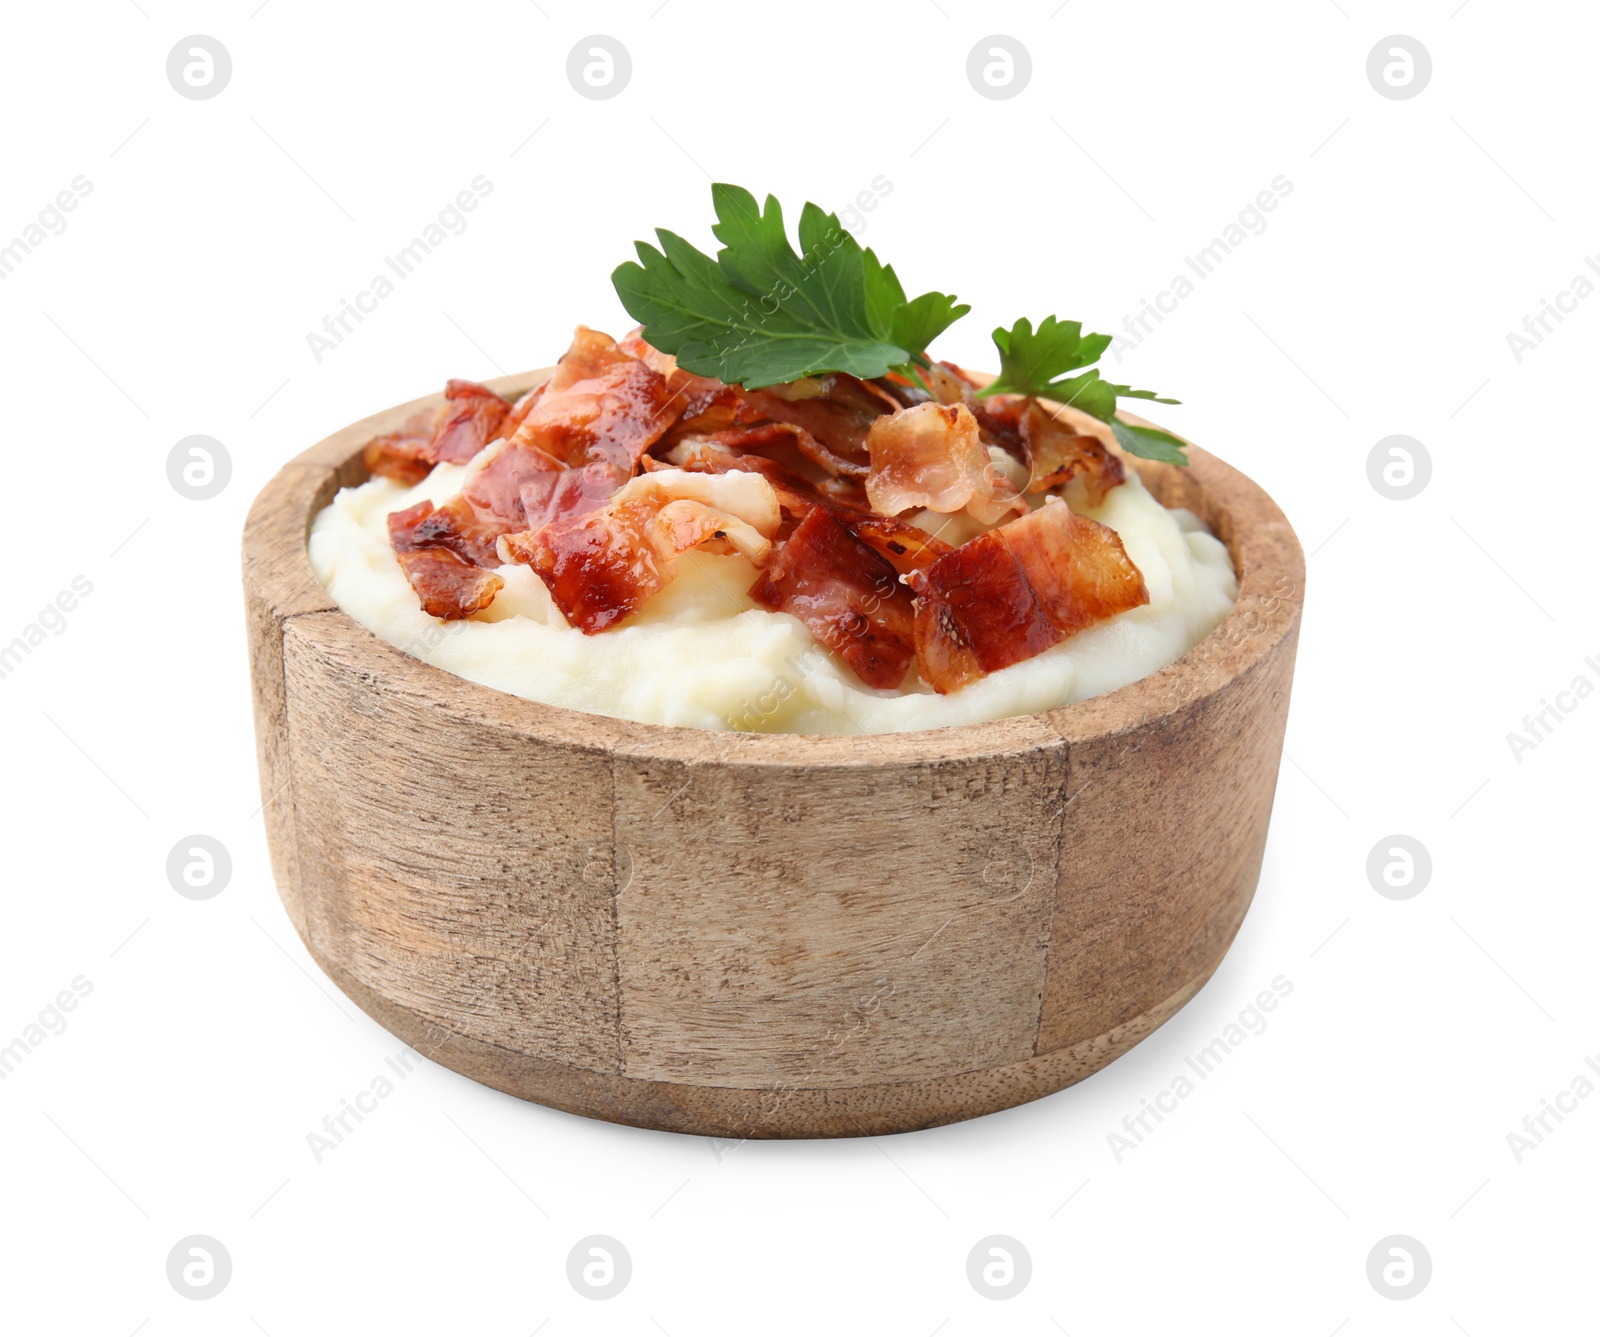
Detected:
left=309, top=941, right=1211, bottom=1138
left=611, top=720, right=1065, bottom=1087
left=242, top=371, right=1304, bottom=1137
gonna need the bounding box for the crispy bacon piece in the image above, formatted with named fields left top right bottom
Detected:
left=386, top=330, right=677, bottom=600
left=500, top=383, right=545, bottom=439
left=499, top=470, right=780, bottom=633
left=744, top=374, right=900, bottom=478
left=1019, top=400, right=1125, bottom=505
left=388, top=501, right=504, bottom=620
left=432, top=379, right=512, bottom=463
left=665, top=436, right=944, bottom=579
left=698, top=422, right=824, bottom=478
left=363, top=382, right=512, bottom=484
left=971, top=394, right=1028, bottom=459
left=617, top=333, right=676, bottom=376
left=865, top=402, right=988, bottom=515
left=864, top=401, right=1025, bottom=525
left=664, top=436, right=862, bottom=521
left=363, top=407, right=445, bottom=485
left=514, top=327, right=676, bottom=470
left=846, top=515, right=953, bottom=576
left=401, top=494, right=503, bottom=567
left=907, top=500, right=1149, bottom=693
left=664, top=379, right=757, bottom=441
left=517, top=461, right=632, bottom=534
left=922, top=361, right=981, bottom=406
left=463, top=326, right=675, bottom=531
left=749, top=507, right=917, bottom=690
left=876, top=360, right=980, bottom=410
left=620, top=336, right=764, bottom=444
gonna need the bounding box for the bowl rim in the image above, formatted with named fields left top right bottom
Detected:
left=244, top=369, right=1304, bottom=768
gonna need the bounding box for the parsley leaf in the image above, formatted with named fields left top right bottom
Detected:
left=1107, top=417, right=1191, bottom=466
left=611, top=184, right=967, bottom=389
left=980, top=316, right=1112, bottom=399
left=979, top=316, right=1189, bottom=465
left=859, top=248, right=969, bottom=364
left=612, top=190, right=1190, bottom=465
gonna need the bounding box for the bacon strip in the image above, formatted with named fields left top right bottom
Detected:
left=971, top=394, right=1027, bottom=459
left=462, top=326, right=675, bottom=532
left=381, top=329, right=678, bottom=612
left=499, top=470, right=780, bottom=633
left=363, top=381, right=511, bottom=484
left=517, top=462, right=633, bottom=535
left=363, top=407, right=445, bottom=485
left=663, top=436, right=861, bottom=521
left=693, top=422, right=826, bottom=483
left=865, top=402, right=990, bottom=515
left=846, top=515, right=953, bottom=577
left=667, top=431, right=949, bottom=573
left=388, top=501, right=504, bottom=620
left=907, top=500, right=1149, bottom=693
left=924, top=361, right=981, bottom=405
left=499, top=382, right=544, bottom=438
left=1019, top=400, right=1125, bottom=505
left=620, top=336, right=766, bottom=445
left=876, top=361, right=980, bottom=410
left=432, top=379, right=512, bottom=463
left=864, top=401, right=1025, bottom=526
left=748, top=507, right=917, bottom=690
left=744, top=374, right=900, bottom=478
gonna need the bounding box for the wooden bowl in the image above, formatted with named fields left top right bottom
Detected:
left=243, top=371, right=1303, bottom=1138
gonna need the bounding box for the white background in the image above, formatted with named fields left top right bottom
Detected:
left=2, top=1, right=1596, bottom=1332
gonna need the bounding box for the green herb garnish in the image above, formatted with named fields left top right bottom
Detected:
left=981, top=316, right=1190, bottom=465
left=612, top=184, right=966, bottom=390
left=612, top=186, right=1188, bottom=464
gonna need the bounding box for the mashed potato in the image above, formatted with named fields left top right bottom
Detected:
left=308, top=462, right=1237, bottom=734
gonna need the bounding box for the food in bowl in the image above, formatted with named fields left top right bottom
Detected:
left=309, top=186, right=1237, bottom=734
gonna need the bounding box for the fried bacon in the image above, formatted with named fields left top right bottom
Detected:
left=388, top=501, right=505, bottom=620
left=463, top=326, right=675, bottom=531
left=971, top=394, right=1027, bottom=459
left=498, top=470, right=781, bottom=633
left=370, top=328, right=1156, bottom=695
left=1019, top=400, right=1125, bottom=506
left=922, top=361, right=981, bottom=407
left=876, top=361, right=980, bottom=410
left=661, top=434, right=948, bottom=685
left=845, top=515, right=953, bottom=576
left=744, top=374, right=900, bottom=478
left=363, top=407, right=445, bottom=485
left=500, top=383, right=545, bottom=438
left=363, top=382, right=511, bottom=484
left=664, top=380, right=757, bottom=441
left=865, top=401, right=988, bottom=515
left=665, top=434, right=947, bottom=564
left=692, top=422, right=824, bottom=479
left=620, top=336, right=764, bottom=444
left=907, top=500, right=1149, bottom=693
left=432, top=379, right=513, bottom=463
left=749, top=507, right=917, bottom=690
left=382, top=329, right=679, bottom=612
left=863, top=401, right=1026, bottom=526
left=662, top=431, right=862, bottom=522
left=517, top=461, right=633, bottom=534
left=400, top=494, right=504, bottom=567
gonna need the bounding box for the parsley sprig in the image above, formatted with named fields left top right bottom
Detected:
left=612, top=186, right=1189, bottom=464
left=980, top=316, right=1190, bottom=465
left=612, top=184, right=966, bottom=390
